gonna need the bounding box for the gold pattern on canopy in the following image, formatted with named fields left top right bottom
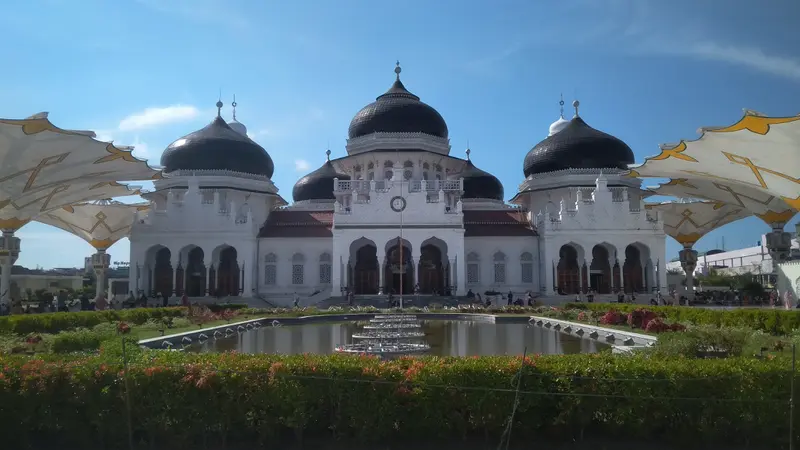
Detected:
left=35, top=199, right=150, bottom=251
left=645, top=200, right=752, bottom=299
left=0, top=112, right=162, bottom=306
left=629, top=110, right=800, bottom=209
left=645, top=201, right=751, bottom=247
left=649, top=178, right=797, bottom=229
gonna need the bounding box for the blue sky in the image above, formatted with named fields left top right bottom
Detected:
left=2, top=0, right=799, bottom=268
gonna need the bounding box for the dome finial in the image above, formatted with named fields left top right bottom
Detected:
left=325, top=148, right=331, bottom=161
left=395, top=60, right=402, bottom=80
left=572, top=99, right=580, bottom=118
left=559, top=94, right=565, bottom=119
left=217, top=89, right=223, bottom=117
left=465, top=145, right=471, bottom=160
left=232, top=94, right=238, bottom=120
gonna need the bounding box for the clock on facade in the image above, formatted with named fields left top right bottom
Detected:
left=390, top=196, right=407, bottom=212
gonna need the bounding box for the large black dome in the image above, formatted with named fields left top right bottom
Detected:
left=523, top=117, right=634, bottom=178
left=292, top=158, right=350, bottom=202
left=450, top=158, right=504, bottom=201
left=347, top=66, right=448, bottom=139
left=160, top=115, right=275, bottom=178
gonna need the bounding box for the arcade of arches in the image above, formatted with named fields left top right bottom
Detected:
left=144, top=245, right=242, bottom=297
left=348, top=238, right=452, bottom=295
left=556, top=243, right=655, bottom=295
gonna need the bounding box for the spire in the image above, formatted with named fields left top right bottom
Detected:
left=465, top=145, right=471, bottom=161
left=232, top=95, right=238, bottom=121
left=216, top=100, right=223, bottom=118
left=395, top=60, right=402, bottom=80
left=559, top=94, right=565, bottom=118
left=325, top=148, right=331, bottom=162
left=573, top=99, right=580, bottom=118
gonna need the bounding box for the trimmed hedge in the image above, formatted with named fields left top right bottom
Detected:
left=0, top=308, right=186, bottom=335
left=566, top=303, right=800, bottom=335
left=0, top=351, right=795, bottom=449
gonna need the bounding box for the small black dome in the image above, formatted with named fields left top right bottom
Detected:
left=292, top=159, right=350, bottom=202
left=450, top=159, right=504, bottom=201
left=523, top=117, right=634, bottom=178
left=348, top=73, right=448, bottom=139
left=160, top=116, right=275, bottom=177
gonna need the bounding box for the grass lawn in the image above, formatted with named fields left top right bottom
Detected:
left=133, top=315, right=264, bottom=340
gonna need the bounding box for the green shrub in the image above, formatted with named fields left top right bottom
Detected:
left=0, top=307, right=186, bottom=335
left=566, top=303, right=800, bottom=335
left=0, top=352, right=795, bottom=448
left=49, top=328, right=115, bottom=354
left=207, top=303, right=249, bottom=312
left=652, top=326, right=752, bottom=357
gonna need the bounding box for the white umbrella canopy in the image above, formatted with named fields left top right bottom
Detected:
left=0, top=113, right=162, bottom=207
left=649, top=177, right=797, bottom=229
left=630, top=110, right=800, bottom=210
left=0, top=181, right=143, bottom=231
left=645, top=200, right=752, bottom=247
left=34, top=199, right=149, bottom=251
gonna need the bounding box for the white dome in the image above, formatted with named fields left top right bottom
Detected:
left=228, top=120, right=248, bottom=136
left=548, top=116, right=569, bottom=136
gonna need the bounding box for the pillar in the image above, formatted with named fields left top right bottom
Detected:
left=449, top=258, right=456, bottom=292
left=619, top=259, right=625, bottom=294
left=170, top=253, right=179, bottom=297
left=766, top=227, right=792, bottom=276
left=608, top=256, right=615, bottom=292
left=414, top=257, right=421, bottom=291
left=0, top=230, right=20, bottom=307
left=204, top=259, right=213, bottom=297
left=92, top=249, right=111, bottom=301
left=377, top=251, right=386, bottom=295
left=679, top=245, right=698, bottom=300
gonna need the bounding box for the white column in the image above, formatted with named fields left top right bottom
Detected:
left=619, top=260, right=626, bottom=294
left=377, top=251, right=386, bottom=294
left=578, top=260, right=584, bottom=294
left=608, top=257, right=615, bottom=292
left=332, top=255, right=343, bottom=294
left=414, top=257, right=421, bottom=291
left=238, top=259, right=249, bottom=297
left=0, top=230, right=20, bottom=307
left=129, top=261, right=139, bottom=294
left=205, top=261, right=212, bottom=297
left=449, top=258, right=456, bottom=292
left=92, top=249, right=111, bottom=300
left=170, top=253, right=179, bottom=297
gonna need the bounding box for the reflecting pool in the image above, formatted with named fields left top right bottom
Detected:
left=186, top=320, right=609, bottom=356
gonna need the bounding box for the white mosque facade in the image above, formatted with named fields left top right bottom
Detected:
left=128, top=66, right=667, bottom=304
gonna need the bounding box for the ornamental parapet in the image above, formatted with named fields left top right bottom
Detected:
left=334, top=178, right=463, bottom=194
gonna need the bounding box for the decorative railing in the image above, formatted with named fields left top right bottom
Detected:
left=165, top=169, right=273, bottom=182
left=334, top=178, right=462, bottom=193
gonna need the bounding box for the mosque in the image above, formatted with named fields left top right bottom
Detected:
left=128, top=64, right=667, bottom=303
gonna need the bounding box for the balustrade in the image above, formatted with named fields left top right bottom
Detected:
left=334, top=178, right=462, bottom=193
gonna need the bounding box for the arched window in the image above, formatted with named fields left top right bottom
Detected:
left=291, top=253, right=305, bottom=285
left=422, top=162, right=430, bottom=170
left=264, top=253, right=277, bottom=285
left=367, top=162, right=375, bottom=170
left=520, top=252, right=534, bottom=284
left=493, top=251, right=507, bottom=284
left=354, top=165, right=362, bottom=180
left=367, top=171, right=375, bottom=181
left=319, top=253, right=332, bottom=284
left=467, top=252, right=480, bottom=284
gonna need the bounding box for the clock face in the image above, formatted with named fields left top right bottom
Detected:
left=390, top=196, right=406, bottom=212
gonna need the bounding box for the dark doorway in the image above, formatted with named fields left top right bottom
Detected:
left=153, top=247, right=173, bottom=297
left=557, top=245, right=580, bottom=294
left=354, top=245, right=378, bottom=295
left=419, top=244, right=445, bottom=294
left=589, top=245, right=612, bottom=294
left=185, top=247, right=206, bottom=296
left=217, top=247, right=240, bottom=297
left=623, top=245, right=644, bottom=293
left=385, top=244, right=413, bottom=295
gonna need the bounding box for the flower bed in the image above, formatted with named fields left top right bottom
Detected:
left=565, top=303, right=800, bottom=335
left=0, top=307, right=186, bottom=335
left=0, top=351, right=793, bottom=448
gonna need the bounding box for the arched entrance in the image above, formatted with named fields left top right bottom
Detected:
left=216, top=247, right=240, bottom=297
left=153, top=247, right=173, bottom=297
left=589, top=244, right=612, bottom=294
left=185, top=247, right=206, bottom=296
left=385, top=241, right=413, bottom=295
left=353, top=245, right=378, bottom=294
left=623, top=244, right=644, bottom=293
left=419, top=245, right=445, bottom=294
left=557, top=244, right=580, bottom=295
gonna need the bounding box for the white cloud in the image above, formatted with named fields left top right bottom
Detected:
left=295, top=159, right=310, bottom=172
left=670, top=42, right=800, bottom=82
left=118, top=105, right=199, bottom=131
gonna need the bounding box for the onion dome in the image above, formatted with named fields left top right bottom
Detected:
left=523, top=100, right=635, bottom=178
left=292, top=150, right=350, bottom=202
left=547, top=96, right=570, bottom=136
left=450, top=148, right=504, bottom=201
left=160, top=101, right=274, bottom=177
left=227, top=96, right=248, bottom=135
left=347, top=62, right=448, bottom=139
